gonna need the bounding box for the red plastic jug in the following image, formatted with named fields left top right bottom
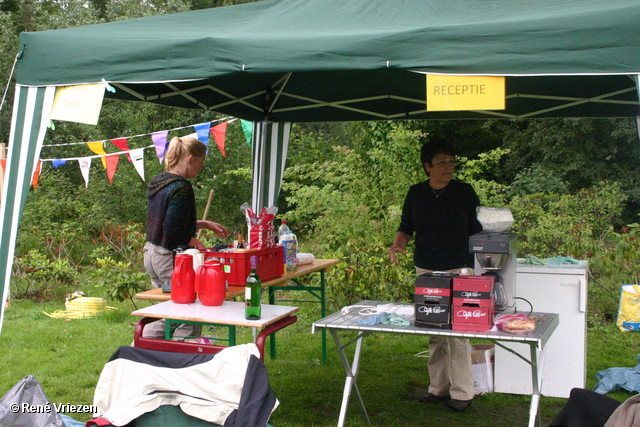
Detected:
left=195, top=262, right=226, bottom=306
left=171, top=253, right=196, bottom=304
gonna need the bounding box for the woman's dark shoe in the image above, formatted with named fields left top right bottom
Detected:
left=445, top=399, right=473, bottom=412
left=419, top=392, right=450, bottom=403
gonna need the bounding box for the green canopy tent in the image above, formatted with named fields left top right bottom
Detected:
left=2, top=0, right=640, bottom=331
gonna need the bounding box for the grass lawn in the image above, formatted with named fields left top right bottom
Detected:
left=0, top=286, right=639, bottom=427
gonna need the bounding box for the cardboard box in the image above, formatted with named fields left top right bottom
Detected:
left=414, top=319, right=451, bottom=330
left=415, top=302, right=451, bottom=328
left=415, top=287, right=452, bottom=305
left=452, top=275, right=494, bottom=307
left=451, top=305, right=494, bottom=332
left=452, top=295, right=494, bottom=308
left=471, top=344, right=495, bottom=394
left=453, top=275, right=495, bottom=292
left=415, top=272, right=455, bottom=304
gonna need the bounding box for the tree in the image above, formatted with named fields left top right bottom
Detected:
left=493, top=118, right=640, bottom=222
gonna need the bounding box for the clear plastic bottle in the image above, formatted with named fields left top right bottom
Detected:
left=277, top=220, right=290, bottom=243
left=245, top=256, right=262, bottom=320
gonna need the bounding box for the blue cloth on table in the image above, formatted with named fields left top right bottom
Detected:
left=381, top=313, right=410, bottom=326
left=357, top=312, right=390, bottom=325
left=547, top=256, right=580, bottom=265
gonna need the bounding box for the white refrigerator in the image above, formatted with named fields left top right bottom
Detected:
left=493, top=261, right=588, bottom=398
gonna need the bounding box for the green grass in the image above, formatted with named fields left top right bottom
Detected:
left=1, top=287, right=639, bottom=427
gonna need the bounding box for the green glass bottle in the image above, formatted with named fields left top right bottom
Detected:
left=245, top=255, right=262, bottom=320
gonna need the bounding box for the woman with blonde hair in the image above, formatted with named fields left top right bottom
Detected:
left=142, top=136, right=229, bottom=339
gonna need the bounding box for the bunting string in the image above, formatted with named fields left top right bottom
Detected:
left=28, top=117, right=249, bottom=188
left=41, top=116, right=233, bottom=148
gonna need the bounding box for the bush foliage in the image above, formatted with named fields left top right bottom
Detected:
left=8, top=117, right=640, bottom=324
left=282, top=123, right=637, bottom=320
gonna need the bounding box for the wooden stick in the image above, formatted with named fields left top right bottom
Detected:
left=197, top=189, right=215, bottom=239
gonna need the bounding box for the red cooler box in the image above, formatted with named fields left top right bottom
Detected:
left=202, top=246, right=284, bottom=286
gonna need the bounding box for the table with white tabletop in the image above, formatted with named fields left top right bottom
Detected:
left=312, top=300, right=559, bottom=427
left=135, top=258, right=339, bottom=361
left=133, top=300, right=299, bottom=348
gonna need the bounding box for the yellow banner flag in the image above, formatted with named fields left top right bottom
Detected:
left=86, top=141, right=107, bottom=168
left=426, top=75, right=505, bottom=111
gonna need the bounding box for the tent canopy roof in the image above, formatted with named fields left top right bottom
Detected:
left=15, top=0, right=640, bottom=122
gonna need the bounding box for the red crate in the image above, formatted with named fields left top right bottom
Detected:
left=201, top=246, right=284, bottom=286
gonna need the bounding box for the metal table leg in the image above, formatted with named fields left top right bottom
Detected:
left=320, top=269, right=327, bottom=363
left=527, top=341, right=548, bottom=427
left=331, top=329, right=371, bottom=427
left=493, top=340, right=547, bottom=427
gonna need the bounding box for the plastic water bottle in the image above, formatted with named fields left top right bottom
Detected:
left=277, top=220, right=291, bottom=243
left=245, top=255, right=262, bottom=320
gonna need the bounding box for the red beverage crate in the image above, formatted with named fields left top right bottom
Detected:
left=202, top=246, right=284, bottom=286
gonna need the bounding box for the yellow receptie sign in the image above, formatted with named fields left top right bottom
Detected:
left=426, top=75, right=505, bottom=111
left=50, top=83, right=105, bottom=125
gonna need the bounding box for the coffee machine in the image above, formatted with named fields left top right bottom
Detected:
left=468, top=207, right=518, bottom=313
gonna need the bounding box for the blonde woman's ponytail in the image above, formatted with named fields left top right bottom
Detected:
left=164, top=136, right=206, bottom=171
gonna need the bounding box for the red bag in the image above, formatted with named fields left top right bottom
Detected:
left=241, top=203, right=277, bottom=249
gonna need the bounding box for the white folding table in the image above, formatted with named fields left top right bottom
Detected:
left=312, top=300, right=559, bottom=427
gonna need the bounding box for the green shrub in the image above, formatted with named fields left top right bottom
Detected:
left=10, top=250, right=78, bottom=300
left=509, top=181, right=631, bottom=318
left=94, top=221, right=146, bottom=266
left=90, top=255, right=148, bottom=309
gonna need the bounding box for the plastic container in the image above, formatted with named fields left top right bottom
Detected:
left=281, top=232, right=298, bottom=271
left=183, top=248, right=204, bottom=272
left=277, top=220, right=291, bottom=241
left=171, top=254, right=196, bottom=304
left=277, top=220, right=291, bottom=260
left=296, top=253, right=315, bottom=265
left=476, top=206, right=514, bottom=233
left=202, top=247, right=284, bottom=286
left=195, top=262, right=226, bottom=306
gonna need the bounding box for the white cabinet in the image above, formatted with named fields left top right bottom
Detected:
left=493, top=262, right=588, bottom=398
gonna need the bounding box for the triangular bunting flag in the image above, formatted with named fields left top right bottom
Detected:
left=52, top=159, right=67, bottom=169
left=152, top=131, right=169, bottom=164
left=31, top=160, right=42, bottom=189
left=86, top=141, right=107, bottom=168
left=210, top=121, right=227, bottom=157
left=130, top=148, right=145, bottom=181
left=241, top=120, right=253, bottom=146
left=105, top=154, right=119, bottom=184
left=111, top=137, right=132, bottom=162
left=79, top=157, right=91, bottom=188
left=193, top=122, right=211, bottom=146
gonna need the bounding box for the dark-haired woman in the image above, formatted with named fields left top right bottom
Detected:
left=389, top=138, right=482, bottom=412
